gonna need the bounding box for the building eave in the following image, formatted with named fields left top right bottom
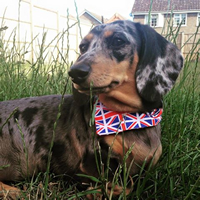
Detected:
left=79, top=10, right=102, bottom=24
left=132, top=10, right=200, bottom=15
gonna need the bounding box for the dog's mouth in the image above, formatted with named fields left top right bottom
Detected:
left=74, top=80, right=120, bottom=94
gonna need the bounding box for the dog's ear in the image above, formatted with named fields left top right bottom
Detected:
left=135, top=23, right=183, bottom=108
left=72, top=85, right=90, bottom=106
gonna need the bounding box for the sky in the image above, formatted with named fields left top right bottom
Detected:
left=35, top=0, right=134, bottom=19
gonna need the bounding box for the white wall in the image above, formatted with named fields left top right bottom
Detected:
left=0, top=0, right=93, bottom=63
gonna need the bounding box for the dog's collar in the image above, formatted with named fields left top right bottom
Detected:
left=94, top=100, right=163, bottom=136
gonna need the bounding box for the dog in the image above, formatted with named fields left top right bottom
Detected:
left=0, top=20, right=183, bottom=199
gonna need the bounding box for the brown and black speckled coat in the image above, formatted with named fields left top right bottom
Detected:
left=0, top=20, right=183, bottom=198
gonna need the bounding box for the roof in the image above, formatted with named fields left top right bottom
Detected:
left=132, top=0, right=200, bottom=14
left=106, top=13, right=126, bottom=23
left=79, top=9, right=104, bottom=24
left=79, top=10, right=128, bottom=25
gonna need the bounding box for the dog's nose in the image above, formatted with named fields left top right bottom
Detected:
left=68, top=64, right=91, bottom=84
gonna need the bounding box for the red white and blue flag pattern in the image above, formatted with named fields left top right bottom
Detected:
left=95, top=101, right=163, bottom=136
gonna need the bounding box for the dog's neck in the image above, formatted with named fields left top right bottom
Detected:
left=98, top=79, right=144, bottom=113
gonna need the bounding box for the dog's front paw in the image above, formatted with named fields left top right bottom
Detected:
left=0, top=182, right=21, bottom=199
left=86, top=187, right=103, bottom=200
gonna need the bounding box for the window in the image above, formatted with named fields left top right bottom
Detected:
left=174, top=14, right=187, bottom=26
left=145, top=14, right=164, bottom=27
left=145, top=14, right=158, bottom=27
left=197, top=13, right=200, bottom=26
left=151, top=14, right=158, bottom=27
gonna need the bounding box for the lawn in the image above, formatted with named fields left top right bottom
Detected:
left=0, top=18, right=200, bottom=199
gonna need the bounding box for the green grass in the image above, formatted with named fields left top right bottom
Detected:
left=0, top=30, right=71, bottom=101
left=154, top=62, right=200, bottom=199
left=0, top=11, right=200, bottom=200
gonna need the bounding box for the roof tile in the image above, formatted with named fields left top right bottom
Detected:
left=132, top=0, right=200, bottom=13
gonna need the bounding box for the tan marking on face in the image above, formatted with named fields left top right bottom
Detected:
left=74, top=51, right=143, bottom=112
left=103, top=30, right=113, bottom=38
left=98, top=53, right=143, bottom=112
left=84, top=33, right=94, bottom=41
left=83, top=54, right=130, bottom=88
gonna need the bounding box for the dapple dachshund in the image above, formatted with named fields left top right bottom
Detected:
left=0, top=20, right=183, bottom=199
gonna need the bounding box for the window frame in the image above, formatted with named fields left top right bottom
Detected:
left=197, top=13, right=200, bottom=26
left=150, top=14, right=158, bottom=27
left=145, top=14, right=158, bottom=27
left=173, top=13, right=187, bottom=26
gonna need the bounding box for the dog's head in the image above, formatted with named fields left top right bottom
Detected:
left=68, top=20, right=183, bottom=112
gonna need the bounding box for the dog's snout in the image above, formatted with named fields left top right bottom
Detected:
left=68, top=64, right=91, bottom=84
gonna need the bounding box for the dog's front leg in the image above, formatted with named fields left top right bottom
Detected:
left=79, top=145, right=131, bottom=199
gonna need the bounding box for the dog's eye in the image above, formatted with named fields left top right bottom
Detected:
left=109, top=35, right=127, bottom=48
left=112, top=38, right=125, bottom=47
left=79, top=44, right=88, bottom=54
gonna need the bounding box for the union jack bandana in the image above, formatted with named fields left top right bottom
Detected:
left=95, top=101, right=163, bottom=136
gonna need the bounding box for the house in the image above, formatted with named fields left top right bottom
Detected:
left=79, top=10, right=126, bottom=24
left=106, top=13, right=126, bottom=23
left=131, top=0, right=200, bottom=34
left=79, top=9, right=104, bottom=25
left=131, top=0, right=200, bottom=58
